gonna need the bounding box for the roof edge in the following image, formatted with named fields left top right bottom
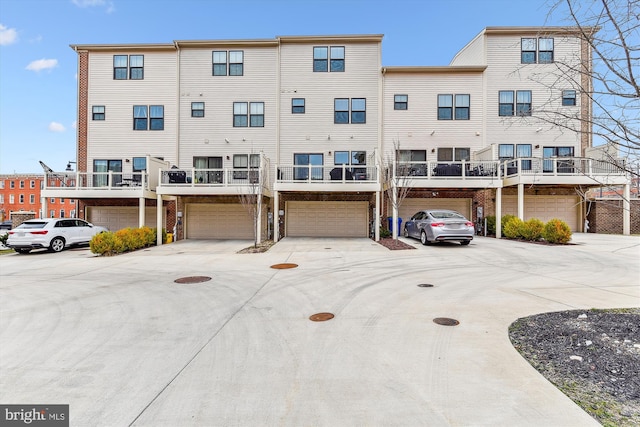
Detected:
left=382, top=65, right=487, bottom=74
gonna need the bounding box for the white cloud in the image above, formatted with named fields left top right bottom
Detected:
left=0, top=24, right=18, bottom=46
left=71, top=0, right=106, bottom=6
left=26, top=58, right=58, bottom=72
left=49, top=122, right=66, bottom=132
left=72, top=121, right=77, bottom=129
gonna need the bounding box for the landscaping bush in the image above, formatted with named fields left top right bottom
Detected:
left=485, top=215, right=496, bottom=235
left=89, top=226, right=161, bottom=255
left=542, top=218, right=572, bottom=244
left=521, top=218, right=544, bottom=241
left=0, top=233, right=8, bottom=246
left=380, top=226, right=391, bottom=238
left=503, top=216, right=524, bottom=239
left=501, top=214, right=517, bottom=234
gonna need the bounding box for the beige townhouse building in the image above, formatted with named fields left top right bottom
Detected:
left=41, top=27, right=631, bottom=244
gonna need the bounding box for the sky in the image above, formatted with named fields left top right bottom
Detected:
left=0, top=0, right=569, bottom=174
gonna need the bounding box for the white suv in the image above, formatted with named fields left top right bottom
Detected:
left=7, top=218, right=108, bottom=254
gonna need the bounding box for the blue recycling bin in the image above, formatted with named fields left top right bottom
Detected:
left=387, top=217, right=402, bottom=232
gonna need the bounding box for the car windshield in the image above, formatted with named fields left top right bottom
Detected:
left=15, top=222, right=47, bottom=229
left=430, top=211, right=464, bottom=219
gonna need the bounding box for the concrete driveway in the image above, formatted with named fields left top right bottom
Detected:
left=1, top=234, right=638, bottom=426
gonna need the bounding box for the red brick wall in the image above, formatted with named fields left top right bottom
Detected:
left=586, top=199, right=640, bottom=234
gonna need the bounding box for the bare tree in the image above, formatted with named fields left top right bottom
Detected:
left=533, top=0, right=639, bottom=174
left=381, top=138, right=414, bottom=239
left=238, top=165, right=263, bottom=248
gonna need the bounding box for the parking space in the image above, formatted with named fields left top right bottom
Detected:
left=0, top=234, right=638, bottom=426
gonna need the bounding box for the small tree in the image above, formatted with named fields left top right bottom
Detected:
left=238, top=153, right=265, bottom=248
left=381, top=138, right=414, bottom=239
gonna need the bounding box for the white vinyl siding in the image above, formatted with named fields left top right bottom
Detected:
left=86, top=51, right=177, bottom=166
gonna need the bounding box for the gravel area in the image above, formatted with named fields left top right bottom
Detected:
left=509, top=308, right=640, bottom=427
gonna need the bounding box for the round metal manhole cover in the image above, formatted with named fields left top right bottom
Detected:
left=270, top=263, right=298, bottom=269
left=174, top=276, right=212, bottom=284
left=418, top=284, right=434, bottom=288
left=433, top=317, right=460, bottom=326
left=309, top=312, right=334, bottom=322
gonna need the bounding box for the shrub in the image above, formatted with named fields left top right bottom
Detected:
left=503, top=216, right=524, bottom=239
left=485, top=216, right=496, bottom=235
left=501, top=214, right=517, bottom=234
left=521, top=218, right=544, bottom=241
left=90, top=231, right=124, bottom=255
left=380, top=226, right=391, bottom=238
left=0, top=233, right=8, bottom=246
left=543, top=219, right=572, bottom=244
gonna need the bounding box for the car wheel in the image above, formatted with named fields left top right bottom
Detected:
left=460, top=240, right=471, bottom=246
left=420, top=230, right=431, bottom=246
left=16, top=248, right=31, bottom=254
left=49, top=237, right=65, bottom=252
left=403, top=226, right=409, bottom=238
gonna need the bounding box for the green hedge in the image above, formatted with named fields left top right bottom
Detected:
left=90, top=226, right=164, bottom=256
left=485, top=215, right=571, bottom=244
left=542, top=218, right=572, bottom=244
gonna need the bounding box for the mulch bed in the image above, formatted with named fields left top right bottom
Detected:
left=376, top=237, right=417, bottom=250
left=509, top=308, right=640, bottom=426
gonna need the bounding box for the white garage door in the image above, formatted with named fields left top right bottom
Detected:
left=88, top=206, right=164, bottom=232
left=286, top=201, right=368, bottom=237
left=396, top=198, right=472, bottom=223
left=502, top=196, right=580, bottom=231
left=186, top=204, right=254, bottom=239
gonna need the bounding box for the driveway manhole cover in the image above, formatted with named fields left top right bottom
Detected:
left=270, top=263, right=298, bottom=269
left=418, top=284, right=434, bottom=288
left=309, top=312, right=334, bottom=322
left=433, top=317, right=459, bottom=326
left=174, top=276, right=212, bottom=284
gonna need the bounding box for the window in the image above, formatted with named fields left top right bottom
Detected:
left=0, top=180, right=3, bottom=189
left=133, top=105, right=148, bottom=130
left=114, top=55, right=144, bottom=80
left=233, top=154, right=260, bottom=180
left=50, top=210, right=55, bottom=218
left=70, top=210, right=76, bottom=218
left=562, top=90, right=576, bottom=106
left=521, top=38, right=554, bottom=64
left=438, top=94, right=453, bottom=120
left=294, top=153, right=323, bottom=180
left=129, top=55, right=144, bottom=79
left=455, top=94, right=470, bottom=120
left=499, top=91, right=514, bottom=116
left=19, top=180, right=24, bottom=188
left=500, top=144, right=532, bottom=169
left=233, top=102, right=247, bottom=127
left=51, top=198, right=55, bottom=203
left=9, top=181, right=14, bottom=189
left=313, top=47, right=328, bottom=72
left=92, top=106, right=105, bottom=121
left=193, top=156, right=223, bottom=183
left=351, top=98, right=366, bottom=124
left=292, top=98, right=305, bottom=114
left=437, top=147, right=470, bottom=161
left=114, top=55, right=128, bottom=79
left=19, top=194, right=24, bottom=203
left=521, top=38, right=537, bottom=64
left=60, top=198, right=65, bottom=204
left=333, top=151, right=367, bottom=178
left=30, top=180, right=35, bottom=188
left=229, top=51, right=244, bottom=76
left=9, top=195, right=14, bottom=203
left=516, top=91, right=532, bottom=116
left=212, top=50, right=243, bottom=76
left=212, top=51, right=227, bottom=76
left=250, top=102, right=264, bottom=127
left=60, top=210, right=65, bottom=218
left=334, top=98, right=366, bottom=124
left=313, top=46, right=345, bottom=72
left=334, top=98, right=349, bottom=123
left=499, top=91, right=531, bottom=116
left=394, top=94, right=408, bottom=110
left=334, top=151, right=349, bottom=165
left=543, top=146, right=574, bottom=172
left=30, top=195, right=35, bottom=204
left=150, top=106, right=164, bottom=130
left=191, top=102, right=205, bottom=117
left=498, top=144, right=515, bottom=160
left=330, top=46, right=345, bottom=72
left=0, top=195, right=3, bottom=203
left=538, top=38, right=554, bottom=63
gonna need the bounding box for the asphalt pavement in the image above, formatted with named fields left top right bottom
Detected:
left=1, top=234, right=639, bottom=426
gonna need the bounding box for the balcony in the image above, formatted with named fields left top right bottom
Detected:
left=393, top=160, right=502, bottom=188
left=41, top=171, right=153, bottom=199
left=500, top=157, right=628, bottom=186
left=156, top=168, right=271, bottom=196
left=274, top=165, right=379, bottom=192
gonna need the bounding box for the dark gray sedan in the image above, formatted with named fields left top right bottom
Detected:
left=403, top=209, right=474, bottom=245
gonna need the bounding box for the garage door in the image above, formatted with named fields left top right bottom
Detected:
left=88, top=207, right=164, bottom=232
left=396, top=198, right=472, bottom=222
left=286, top=201, right=368, bottom=237
left=186, top=204, right=254, bottom=239
left=503, top=196, right=580, bottom=231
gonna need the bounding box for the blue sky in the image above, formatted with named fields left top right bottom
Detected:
left=0, top=0, right=567, bottom=174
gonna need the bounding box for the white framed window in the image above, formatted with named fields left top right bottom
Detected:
left=30, top=194, right=35, bottom=204
left=562, top=90, right=576, bottom=106
left=313, top=46, right=345, bottom=72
